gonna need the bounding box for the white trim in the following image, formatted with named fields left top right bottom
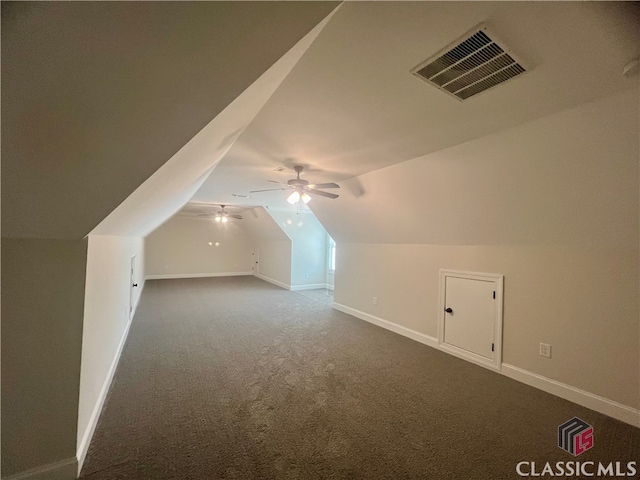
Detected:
left=131, top=279, right=145, bottom=319
left=129, top=255, right=137, bottom=320
left=436, top=343, right=501, bottom=372
left=3, top=457, right=77, bottom=480
left=326, top=267, right=335, bottom=292
left=290, top=283, right=329, bottom=291
left=332, top=303, right=438, bottom=349
left=438, top=269, right=503, bottom=371
left=332, top=301, right=639, bottom=428
left=502, top=364, right=640, bottom=428
left=76, top=289, right=139, bottom=473
left=145, top=272, right=253, bottom=280
left=255, top=273, right=291, bottom=290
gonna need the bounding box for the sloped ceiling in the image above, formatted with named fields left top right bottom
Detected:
left=192, top=2, right=640, bottom=212
left=4, top=2, right=638, bottom=241
left=1, top=1, right=339, bottom=239
left=240, top=207, right=290, bottom=243
left=90, top=9, right=338, bottom=238
left=312, top=87, right=639, bottom=247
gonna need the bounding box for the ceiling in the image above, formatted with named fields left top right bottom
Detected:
left=4, top=2, right=637, bottom=236
left=192, top=1, right=640, bottom=212
left=1, top=1, right=339, bottom=238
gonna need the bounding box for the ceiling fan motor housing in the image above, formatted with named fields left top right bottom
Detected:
left=249, top=164, right=339, bottom=200
left=288, top=178, right=309, bottom=187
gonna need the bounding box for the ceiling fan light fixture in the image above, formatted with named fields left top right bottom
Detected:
left=214, top=216, right=221, bottom=222
left=287, top=191, right=301, bottom=204
left=252, top=165, right=340, bottom=202
left=221, top=216, right=228, bottom=223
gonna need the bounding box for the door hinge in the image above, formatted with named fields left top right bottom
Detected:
left=493, top=291, right=496, bottom=299
left=491, top=343, right=494, bottom=352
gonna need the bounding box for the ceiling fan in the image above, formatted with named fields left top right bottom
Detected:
left=198, top=205, right=242, bottom=223
left=250, top=165, right=340, bottom=204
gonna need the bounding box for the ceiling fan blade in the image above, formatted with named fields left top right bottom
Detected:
left=267, top=180, right=289, bottom=185
left=308, top=183, right=340, bottom=189
left=230, top=215, right=243, bottom=220
left=305, top=188, right=339, bottom=199
left=249, top=188, right=287, bottom=193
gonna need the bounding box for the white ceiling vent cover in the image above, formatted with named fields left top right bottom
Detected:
left=412, top=26, right=527, bottom=101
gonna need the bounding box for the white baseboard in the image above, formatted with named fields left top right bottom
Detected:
left=76, top=307, right=136, bottom=472
left=326, top=284, right=334, bottom=291
left=146, top=272, right=252, bottom=280
left=290, top=283, right=331, bottom=291
left=254, top=275, right=334, bottom=292
left=255, top=273, right=291, bottom=290
left=3, top=457, right=77, bottom=480
left=332, top=303, right=438, bottom=349
left=333, top=302, right=640, bottom=428
left=502, top=364, right=640, bottom=428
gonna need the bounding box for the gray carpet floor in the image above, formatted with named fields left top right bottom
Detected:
left=80, top=276, right=639, bottom=479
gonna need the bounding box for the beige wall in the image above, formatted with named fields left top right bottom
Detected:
left=268, top=209, right=328, bottom=288
left=243, top=207, right=329, bottom=289
left=1, top=238, right=87, bottom=477
left=335, top=244, right=638, bottom=409
left=145, top=216, right=254, bottom=277
left=241, top=207, right=293, bottom=288
left=255, top=241, right=293, bottom=288
left=323, top=88, right=640, bottom=410
left=77, top=235, right=145, bottom=468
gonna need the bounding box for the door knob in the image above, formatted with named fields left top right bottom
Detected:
left=133, top=283, right=138, bottom=287
left=444, top=307, right=453, bottom=313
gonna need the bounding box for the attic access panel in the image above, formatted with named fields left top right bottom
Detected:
left=411, top=25, right=527, bottom=101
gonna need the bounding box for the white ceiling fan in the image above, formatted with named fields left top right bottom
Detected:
left=197, top=204, right=243, bottom=223
left=250, top=165, right=340, bottom=204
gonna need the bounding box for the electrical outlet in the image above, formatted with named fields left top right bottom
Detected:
left=539, top=343, right=552, bottom=358
left=372, top=296, right=378, bottom=305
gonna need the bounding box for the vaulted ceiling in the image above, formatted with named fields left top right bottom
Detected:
left=193, top=2, right=639, bottom=210
left=3, top=2, right=638, bottom=239
left=2, top=1, right=339, bottom=239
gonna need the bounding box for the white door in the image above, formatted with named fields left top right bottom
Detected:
left=130, top=255, right=137, bottom=319
left=439, top=270, right=503, bottom=370
left=253, top=249, right=259, bottom=275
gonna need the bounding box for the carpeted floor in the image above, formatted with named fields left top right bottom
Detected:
left=80, top=276, right=639, bottom=479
